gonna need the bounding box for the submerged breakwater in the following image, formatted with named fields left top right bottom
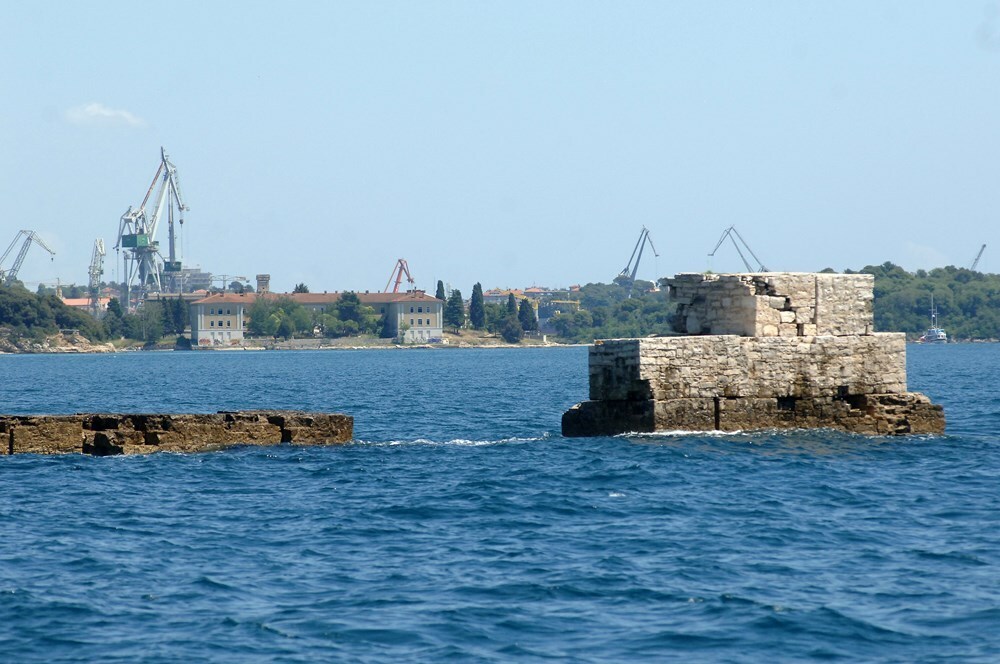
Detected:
left=1, top=346, right=998, bottom=662
left=0, top=411, right=353, bottom=455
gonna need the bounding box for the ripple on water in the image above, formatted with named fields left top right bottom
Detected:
left=1, top=347, right=999, bottom=662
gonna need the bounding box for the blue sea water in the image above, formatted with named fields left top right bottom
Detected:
left=1, top=344, right=998, bottom=662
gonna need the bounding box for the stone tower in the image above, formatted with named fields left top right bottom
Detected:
left=562, top=272, right=944, bottom=437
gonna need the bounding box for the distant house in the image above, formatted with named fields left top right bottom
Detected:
left=482, top=288, right=524, bottom=305
left=189, top=290, right=444, bottom=346
left=190, top=293, right=249, bottom=346
left=61, top=296, right=111, bottom=316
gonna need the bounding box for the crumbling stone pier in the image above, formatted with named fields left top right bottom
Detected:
left=0, top=411, right=353, bottom=455
left=563, top=272, right=944, bottom=437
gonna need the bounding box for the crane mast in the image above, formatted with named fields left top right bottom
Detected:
left=0, top=230, right=56, bottom=285
left=116, top=147, right=189, bottom=311
left=88, top=239, right=106, bottom=317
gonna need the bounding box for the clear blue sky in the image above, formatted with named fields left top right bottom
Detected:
left=2, top=2, right=999, bottom=294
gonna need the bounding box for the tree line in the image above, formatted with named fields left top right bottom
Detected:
left=438, top=280, right=539, bottom=343
left=0, top=285, right=190, bottom=345
left=9, top=263, right=1000, bottom=345
left=245, top=292, right=382, bottom=339
left=850, top=262, right=1000, bottom=340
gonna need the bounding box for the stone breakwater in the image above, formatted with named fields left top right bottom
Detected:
left=563, top=272, right=945, bottom=437
left=0, top=411, right=353, bottom=455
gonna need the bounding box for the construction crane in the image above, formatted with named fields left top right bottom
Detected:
left=88, top=239, right=105, bottom=316
left=0, top=230, right=56, bottom=285
left=211, top=275, right=248, bottom=291
left=115, top=147, right=188, bottom=311
left=616, top=227, right=659, bottom=298
left=971, top=244, right=986, bottom=271
left=708, top=225, right=768, bottom=272
left=384, top=258, right=414, bottom=293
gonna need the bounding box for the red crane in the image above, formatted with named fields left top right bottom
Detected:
left=384, top=258, right=415, bottom=293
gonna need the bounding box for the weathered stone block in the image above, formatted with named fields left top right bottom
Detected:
left=3, top=417, right=83, bottom=454
left=2, top=411, right=354, bottom=456
left=565, top=272, right=944, bottom=438
left=562, top=400, right=655, bottom=437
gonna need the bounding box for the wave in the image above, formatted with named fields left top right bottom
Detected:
left=360, top=435, right=549, bottom=447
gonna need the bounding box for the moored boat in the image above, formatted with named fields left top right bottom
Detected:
left=919, top=296, right=947, bottom=343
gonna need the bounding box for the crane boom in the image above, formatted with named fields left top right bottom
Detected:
left=617, top=227, right=660, bottom=298
left=117, top=147, right=189, bottom=310
left=0, top=230, right=56, bottom=285
left=384, top=259, right=414, bottom=293
left=971, top=244, right=986, bottom=271
left=708, top=225, right=768, bottom=272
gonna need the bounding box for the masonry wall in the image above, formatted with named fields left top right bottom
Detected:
left=666, top=272, right=874, bottom=337
left=589, top=334, right=907, bottom=402
left=0, top=411, right=353, bottom=455
left=563, top=272, right=944, bottom=437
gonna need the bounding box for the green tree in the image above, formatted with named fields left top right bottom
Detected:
left=246, top=297, right=275, bottom=336
left=436, top=280, right=446, bottom=301
left=293, top=282, right=310, bottom=294
left=123, top=302, right=165, bottom=344
left=246, top=296, right=312, bottom=337
left=444, top=289, right=465, bottom=331
left=276, top=316, right=295, bottom=340
left=0, top=284, right=106, bottom=342
left=500, top=315, right=523, bottom=343
left=323, top=291, right=379, bottom=337
left=506, top=293, right=518, bottom=317
left=483, top=302, right=506, bottom=334
left=518, top=298, right=537, bottom=332
left=469, top=283, right=485, bottom=329
left=104, top=297, right=125, bottom=338
left=161, top=295, right=188, bottom=334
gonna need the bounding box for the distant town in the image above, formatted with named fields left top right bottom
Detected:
left=1, top=149, right=998, bottom=350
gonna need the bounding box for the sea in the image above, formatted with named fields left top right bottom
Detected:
left=0, top=344, right=998, bottom=663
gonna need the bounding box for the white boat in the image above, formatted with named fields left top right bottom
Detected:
left=919, top=296, right=947, bottom=343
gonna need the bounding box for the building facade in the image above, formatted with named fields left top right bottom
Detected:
left=189, top=290, right=444, bottom=346
left=190, top=293, right=249, bottom=346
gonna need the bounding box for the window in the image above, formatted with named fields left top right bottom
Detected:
left=226, top=308, right=231, bottom=315
left=380, top=307, right=385, bottom=314
left=227, top=320, right=231, bottom=327
left=210, top=308, right=215, bottom=315
left=418, top=306, right=423, bottom=313
left=210, top=321, right=215, bottom=327
left=410, top=307, right=414, bottom=313
left=418, top=318, right=423, bottom=326
left=410, top=319, right=414, bottom=325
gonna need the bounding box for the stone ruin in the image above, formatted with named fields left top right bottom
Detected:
left=562, top=272, right=945, bottom=437
left=0, top=410, right=353, bottom=456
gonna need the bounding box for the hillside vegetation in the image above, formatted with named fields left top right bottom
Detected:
left=0, top=285, right=107, bottom=341
left=853, top=262, right=1000, bottom=340
left=550, top=264, right=1000, bottom=343
left=5, top=262, right=1000, bottom=348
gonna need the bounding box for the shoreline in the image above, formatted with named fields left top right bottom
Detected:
left=1, top=339, right=590, bottom=355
